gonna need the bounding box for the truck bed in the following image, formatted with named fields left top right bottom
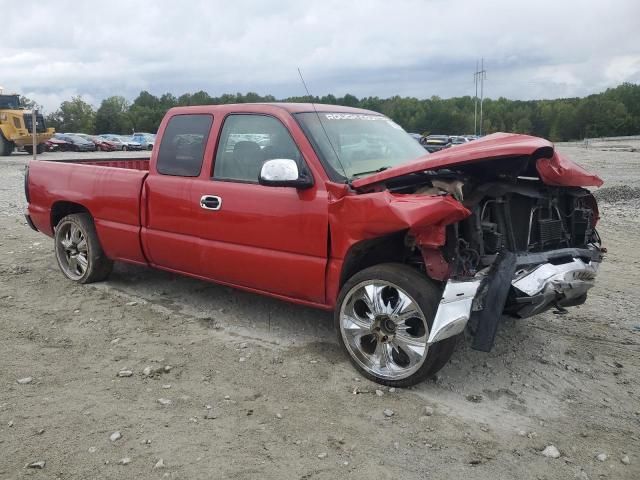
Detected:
left=47, top=157, right=150, bottom=171
left=26, top=159, right=150, bottom=264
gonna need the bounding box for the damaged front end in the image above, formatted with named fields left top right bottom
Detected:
left=346, top=133, right=605, bottom=352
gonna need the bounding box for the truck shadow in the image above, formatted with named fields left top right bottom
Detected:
left=106, top=262, right=335, bottom=345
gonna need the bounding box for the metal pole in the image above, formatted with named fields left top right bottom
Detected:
left=479, top=58, right=486, bottom=136
left=32, top=109, right=37, bottom=161
left=474, top=60, right=478, bottom=136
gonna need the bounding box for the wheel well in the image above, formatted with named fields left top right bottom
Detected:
left=339, top=232, right=410, bottom=288
left=51, top=202, right=91, bottom=230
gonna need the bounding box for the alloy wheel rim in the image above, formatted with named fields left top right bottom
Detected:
left=340, top=280, right=429, bottom=380
left=56, top=223, right=89, bottom=280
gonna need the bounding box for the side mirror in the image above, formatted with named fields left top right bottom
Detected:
left=259, top=159, right=313, bottom=189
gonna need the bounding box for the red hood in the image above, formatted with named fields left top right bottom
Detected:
left=351, top=132, right=603, bottom=190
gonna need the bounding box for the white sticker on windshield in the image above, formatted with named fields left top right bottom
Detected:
left=324, top=114, right=385, bottom=121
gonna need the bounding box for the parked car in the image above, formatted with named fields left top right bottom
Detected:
left=407, top=133, right=430, bottom=150
left=99, top=134, right=143, bottom=151
left=118, top=135, right=144, bottom=151
left=46, top=136, right=71, bottom=152
left=421, top=135, right=451, bottom=152
left=24, top=103, right=604, bottom=387
left=50, top=133, right=96, bottom=152
left=449, top=135, right=470, bottom=145
left=95, top=137, right=120, bottom=152
left=70, top=133, right=116, bottom=152
left=98, top=134, right=126, bottom=150
left=132, top=132, right=156, bottom=150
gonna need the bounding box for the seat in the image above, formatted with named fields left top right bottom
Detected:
left=229, top=141, right=263, bottom=181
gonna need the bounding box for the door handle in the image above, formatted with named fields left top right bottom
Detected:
left=200, top=195, right=222, bottom=211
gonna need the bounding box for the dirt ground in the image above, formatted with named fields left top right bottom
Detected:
left=1, top=145, right=639, bottom=480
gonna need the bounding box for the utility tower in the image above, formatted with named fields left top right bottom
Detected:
left=473, top=58, right=487, bottom=136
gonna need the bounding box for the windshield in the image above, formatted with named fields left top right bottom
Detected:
left=295, top=112, right=427, bottom=180
left=0, top=95, right=21, bottom=109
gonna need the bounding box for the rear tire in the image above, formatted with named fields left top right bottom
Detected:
left=335, top=263, right=456, bottom=387
left=36, top=143, right=45, bottom=154
left=54, top=213, right=113, bottom=283
left=0, top=133, right=15, bottom=156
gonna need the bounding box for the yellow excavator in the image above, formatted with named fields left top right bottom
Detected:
left=0, top=88, right=54, bottom=156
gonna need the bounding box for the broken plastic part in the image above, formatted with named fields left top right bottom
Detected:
left=428, top=278, right=482, bottom=344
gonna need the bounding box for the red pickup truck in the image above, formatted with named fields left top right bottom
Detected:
left=25, top=103, right=604, bottom=386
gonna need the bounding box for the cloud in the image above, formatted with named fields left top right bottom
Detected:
left=1, top=0, right=639, bottom=112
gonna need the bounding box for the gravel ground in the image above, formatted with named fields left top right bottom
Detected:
left=1, top=147, right=639, bottom=479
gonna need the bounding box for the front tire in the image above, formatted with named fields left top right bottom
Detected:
left=335, top=263, right=456, bottom=387
left=54, top=213, right=113, bottom=283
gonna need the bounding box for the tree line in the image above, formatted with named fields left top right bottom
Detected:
left=42, top=82, right=640, bottom=142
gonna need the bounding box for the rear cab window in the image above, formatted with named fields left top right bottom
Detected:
left=157, top=114, right=213, bottom=177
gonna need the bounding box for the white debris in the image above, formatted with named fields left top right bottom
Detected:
left=119, top=457, right=131, bottom=465
left=117, top=370, right=133, bottom=377
left=276, top=413, right=283, bottom=419
left=126, top=301, right=138, bottom=306
left=154, top=458, right=166, bottom=469
left=157, top=398, right=172, bottom=406
left=109, top=431, right=122, bottom=442
left=541, top=445, right=561, bottom=458
left=317, top=452, right=328, bottom=459
left=383, top=409, right=395, bottom=418
left=375, top=389, right=384, bottom=397
left=596, top=453, right=608, bottom=462
left=17, top=377, right=33, bottom=384
left=142, top=366, right=153, bottom=376
left=26, top=461, right=46, bottom=469
left=422, top=406, right=434, bottom=416
left=88, top=447, right=97, bottom=453
left=621, top=455, right=630, bottom=465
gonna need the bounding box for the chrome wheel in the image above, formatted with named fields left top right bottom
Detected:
left=339, top=280, right=429, bottom=381
left=56, top=222, right=89, bottom=280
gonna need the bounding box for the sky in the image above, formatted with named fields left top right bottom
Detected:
left=1, top=0, right=639, bottom=113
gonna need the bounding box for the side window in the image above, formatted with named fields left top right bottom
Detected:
left=213, top=114, right=302, bottom=182
left=157, top=114, right=213, bottom=177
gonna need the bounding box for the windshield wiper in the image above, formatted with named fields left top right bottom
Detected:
left=350, top=166, right=391, bottom=179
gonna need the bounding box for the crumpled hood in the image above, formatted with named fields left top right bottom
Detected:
left=352, top=132, right=603, bottom=190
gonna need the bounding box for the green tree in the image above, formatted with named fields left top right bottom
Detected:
left=46, top=96, right=95, bottom=133
left=44, top=82, right=640, bottom=142
left=95, top=96, right=131, bottom=134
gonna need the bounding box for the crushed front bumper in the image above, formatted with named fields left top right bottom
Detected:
left=427, top=246, right=603, bottom=348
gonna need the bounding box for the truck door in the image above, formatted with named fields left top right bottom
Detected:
left=190, top=113, right=329, bottom=304
left=142, top=113, right=214, bottom=274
